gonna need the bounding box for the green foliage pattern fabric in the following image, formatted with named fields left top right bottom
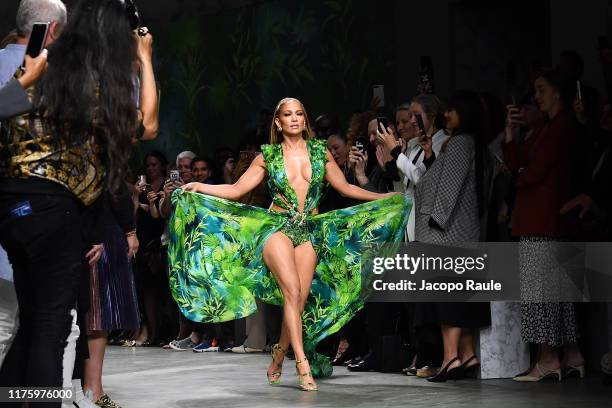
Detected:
left=168, top=139, right=411, bottom=377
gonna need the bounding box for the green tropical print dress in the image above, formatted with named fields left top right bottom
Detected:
left=168, top=138, right=411, bottom=377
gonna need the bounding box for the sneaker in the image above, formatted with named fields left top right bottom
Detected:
left=72, top=389, right=98, bottom=408
left=193, top=338, right=219, bottom=352
left=94, top=393, right=122, bottom=408
left=229, top=344, right=263, bottom=353
left=169, top=336, right=197, bottom=351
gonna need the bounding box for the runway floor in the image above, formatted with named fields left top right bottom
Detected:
left=102, top=346, right=611, bottom=408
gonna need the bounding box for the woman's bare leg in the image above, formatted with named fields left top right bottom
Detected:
left=294, top=241, right=317, bottom=312
left=83, top=331, right=108, bottom=401
left=459, top=329, right=478, bottom=366
left=292, top=241, right=318, bottom=388
left=278, top=320, right=290, bottom=352
left=263, top=233, right=305, bottom=380
left=271, top=242, right=317, bottom=363
left=440, top=325, right=462, bottom=371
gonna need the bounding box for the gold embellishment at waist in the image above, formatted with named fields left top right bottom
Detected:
left=269, top=205, right=319, bottom=216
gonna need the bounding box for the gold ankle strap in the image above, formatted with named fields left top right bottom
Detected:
left=273, top=344, right=287, bottom=353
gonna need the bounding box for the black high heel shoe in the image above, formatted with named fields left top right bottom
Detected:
left=427, top=357, right=462, bottom=383
left=459, top=355, right=480, bottom=379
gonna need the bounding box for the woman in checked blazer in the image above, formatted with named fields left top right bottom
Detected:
left=412, top=90, right=492, bottom=382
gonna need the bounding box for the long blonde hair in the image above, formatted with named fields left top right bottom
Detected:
left=269, top=97, right=313, bottom=144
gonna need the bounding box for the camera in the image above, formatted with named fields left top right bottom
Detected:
left=124, top=0, right=147, bottom=36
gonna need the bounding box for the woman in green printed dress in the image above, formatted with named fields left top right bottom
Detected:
left=173, top=98, right=411, bottom=391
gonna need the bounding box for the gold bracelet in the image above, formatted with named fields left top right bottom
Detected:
left=125, top=230, right=137, bottom=238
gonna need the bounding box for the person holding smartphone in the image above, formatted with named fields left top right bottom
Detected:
left=0, top=2, right=65, bottom=376
left=503, top=69, right=585, bottom=382
left=0, top=0, right=158, bottom=400
left=349, top=116, right=397, bottom=194
left=128, top=152, right=166, bottom=350
left=0, top=0, right=66, bottom=87
left=413, top=90, right=492, bottom=382
left=376, top=94, right=449, bottom=241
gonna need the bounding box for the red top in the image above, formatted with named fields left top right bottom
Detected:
left=502, top=109, right=577, bottom=238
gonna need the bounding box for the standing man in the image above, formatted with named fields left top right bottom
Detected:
left=0, top=0, right=67, bottom=367
left=0, top=0, right=66, bottom=86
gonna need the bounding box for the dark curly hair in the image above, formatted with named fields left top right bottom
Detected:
left=447, top=90, right=488, bottom=217
left=34, top=0, right=138, bottom=194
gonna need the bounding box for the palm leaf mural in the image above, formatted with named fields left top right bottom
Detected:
left=172, top=49, right=208, bottom=154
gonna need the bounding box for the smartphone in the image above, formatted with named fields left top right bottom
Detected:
left=576, top=80, right=582, bottom=101
left=418, top=56, right=435, bottom=94
left=21, top=22, right=50, bottom=69
left=170, top=170, right=180, bottom=182
left=511, top=94, right=518, bottom=106
left=124, top=0, right=142, bottom=30
left=373, top=85, right=385, bottom=107
left=415, top=113, right=427, bottom=139
left=355, top=140, right=364, bottom=153
left=376, top=116, right=389, bottom=132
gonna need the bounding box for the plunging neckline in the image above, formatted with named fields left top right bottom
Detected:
left=280, top=139, right=313, bottom=214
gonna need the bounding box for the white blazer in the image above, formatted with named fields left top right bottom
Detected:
left=395, top=129, right=450, bottom=241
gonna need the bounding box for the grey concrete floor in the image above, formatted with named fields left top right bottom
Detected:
left=102, top=346, right=611, bottom=408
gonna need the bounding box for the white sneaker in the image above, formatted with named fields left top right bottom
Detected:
left=169, top=336, right=197, bottom=351
left=73, top=389, right=98, bottom=408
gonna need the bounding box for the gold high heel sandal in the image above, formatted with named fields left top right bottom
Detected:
left=267, top=344, right=286, bottom=385
left=295, top=358, right=318, bottom=391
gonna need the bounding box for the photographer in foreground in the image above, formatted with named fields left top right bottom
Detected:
left=0, top=0, right=158, bottom=398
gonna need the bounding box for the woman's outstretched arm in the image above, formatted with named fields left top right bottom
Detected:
left=183, top=154, right=266, bottom=200
left=135, top=29, right=158, bottom=141
left=324, top=151, right=395, bottom=201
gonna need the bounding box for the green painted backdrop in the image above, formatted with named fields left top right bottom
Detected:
left=134, top=0, right=397, bottom=163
